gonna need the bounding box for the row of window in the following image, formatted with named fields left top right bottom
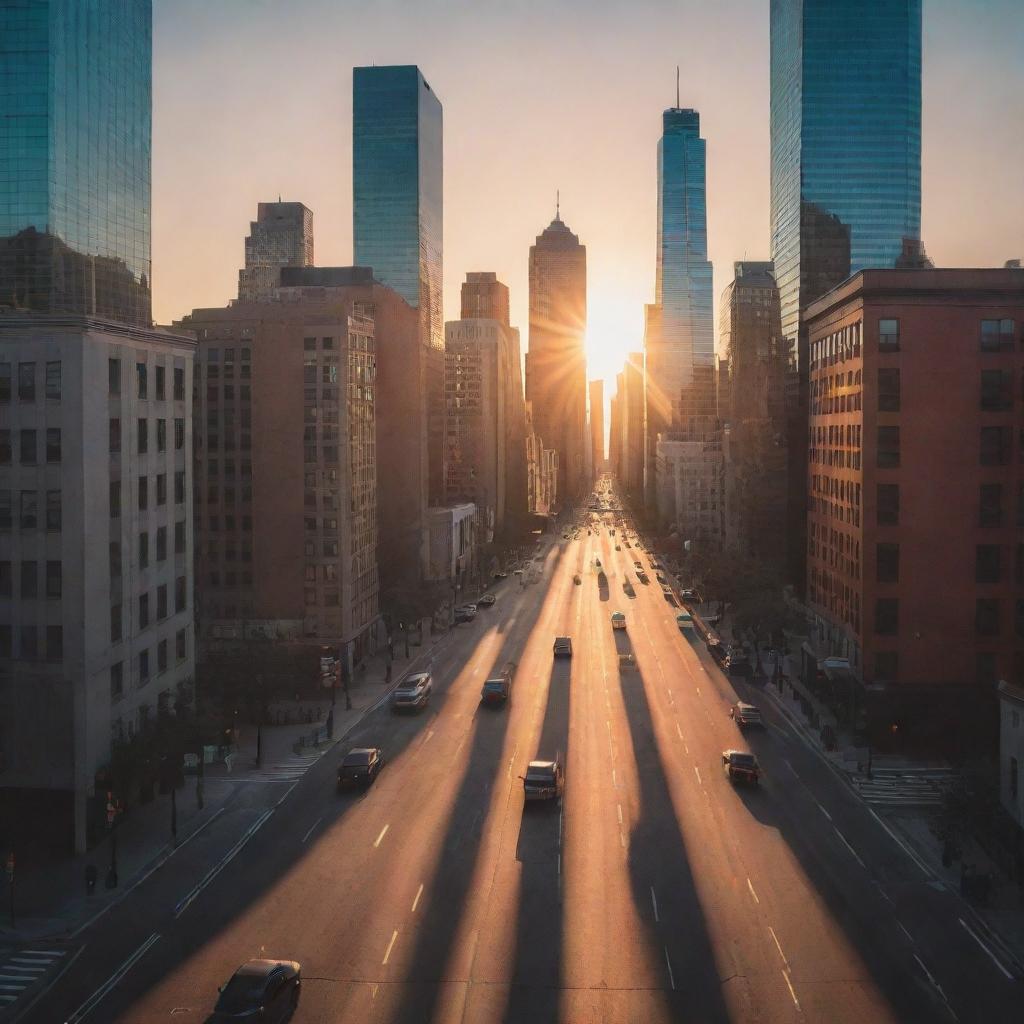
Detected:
left=0, top=361, right=62, bottom=402
left=0, top=489, right=62, bottom=530
left=109, top=358, right=187, bottom=402
left=872, top=598, right=1024, bottom=637
left=0, top=560, right=61, bottom=599
left=110, top=522, right=186, bottom=576
left=110, top=576, right=187, bottom=644
left=0, top=624, right=62, bottom=661
left=0, top=428, right=61, bottom=465
left=109, top=417, right=185, bottom=455
left=110, top=628, right=189, bottom=698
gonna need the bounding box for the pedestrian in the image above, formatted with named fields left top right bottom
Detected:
left=85, top=862, right=97, bottom=895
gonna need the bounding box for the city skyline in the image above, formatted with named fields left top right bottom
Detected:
left=151, top=0, right=1022, bottom=393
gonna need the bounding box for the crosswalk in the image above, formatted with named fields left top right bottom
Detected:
left=253, top=750, right=326, bottom=782
left=0, top=946, right=67, bottom=1010
left=849, top=766, right=954, bottom=809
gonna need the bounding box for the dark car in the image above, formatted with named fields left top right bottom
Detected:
left=522, top=759, right=564, bottom=803
left=337, top=747, right=384, bottom=790
left=723, top=750, right=760, bottom=785
left=481, top=662, right=515, bottom=707
left=553, top=636, right=573, bottom=658
left=707, top=638, right=726, bottom=663
left=212, top=959, right=300, bottom=1022
left=730, top=702, right=763, bottom=727
left=724, top=649, right=753, bottom=677
left=477, top=593, right=497, bottom=607
left=493, top=571, right=509, bottom=580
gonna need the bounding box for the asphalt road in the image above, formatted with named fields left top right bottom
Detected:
left=29, top=503, right=1021, bottom=1023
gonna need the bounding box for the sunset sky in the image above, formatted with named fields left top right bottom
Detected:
left=153, top=0, right=1023, bottom=392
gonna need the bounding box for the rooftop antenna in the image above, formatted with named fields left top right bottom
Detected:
left=676, top=65, right=680, bottom=108
left=556, top=189, right=560, bottom=220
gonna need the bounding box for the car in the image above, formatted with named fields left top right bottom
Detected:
left=623, top=581, right=635, bottom=596
left=522, top=759, right=564, bottom=803
left=681, top=588, right=699, bottom=602
left=337, top=747, right=385, bottom=789
left=477, top=593, right=496, bottom=607
left=650, top=560, right=662, bottom=571
left=707, top=637, right=726, bottom=663
left=391, top=671, right=432, bottom=711
left=553, top=636, right=573, bottom=658
left=633, top=560, right=643, bottom=569
left=730, top=702, right=763, bottom=727
left=636, top=570, right=649, bottom=584
left=675, top=611, right=693, bottom=629
left=624, top=540, right=631, bottom=548
left=722, top=749, right=760, bottom=785
left=594, top=558, right=602, bottom=568
left=611, top=611, right=627, bottom=630
left=493, top=571, right=509, bottom=580
left=655, top=571, right=667, bottom=584
left=724, top=649, right=753, bottom=676
left=454, top=603, right=477, bottom=623
left=614, top=544, right=621, bottom=551
left=573, top=573, right=581, bottom=585
left=212, top=959, right=301, bottom=1023
left=481, top=662, right=515, bottom=706
left=513, top=568, right=524, bottom=576
left=661, top=583, right=674, bottom=599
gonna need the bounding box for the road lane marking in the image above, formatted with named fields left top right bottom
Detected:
left=506, top=742, right=519, bottom=778
left=663, top=947, right=676, bottom=990
left=783, top=759, right=798, bottom=775
left=301, top=816, right=323, bottom=844
left=696, top=687, right=701, bottom=696
left=833, top=827, right=866, bottom=868
left=373, top=824, right=390, bottom=848
left=616, top=804, right=623, bottom=824
left=747, top=878, right=760, bottom=904
left=667, top=689, right=674, bottom=705
left=650, top=886, right=660, bottom=922
left=913, top=954, right=954, bottom=1011
left=781, top=970, right=801, bottom=1011
left=423, top=729, right=435, bottom=744
left=64, top=932, right=160, bottom=1023
left=768, top=926, right=789, bottom=968
left=868, top=807, right=933, bottom=879
left=676, top=723, right=683, bottom=740
left=612, top=769, right=618, bottom=788
left=411, top=883, right=424, bottom=912
left=959, top=917, right=1014, bottom=979
left=382, top=929, right=399, bottom=965
left=897, top=921, right=914, bottom=943
left=693, top=766, right=702, bottom=785
left=815, top=801, right=832, bottom=821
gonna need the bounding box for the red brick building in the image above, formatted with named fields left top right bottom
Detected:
left=804, top=268, right=1024, bottom=748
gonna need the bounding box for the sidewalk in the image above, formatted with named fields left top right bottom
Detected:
left=0, top=638, right=443, bottom=944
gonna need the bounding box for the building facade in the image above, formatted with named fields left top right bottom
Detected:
left=589, top=379, right=604, bottom=480
left=0, top=0, right=152, bottom=326
left=526, top=210, right=587, bottom=503
left=461, top=272, right=510, bottom=325
left=238, top=202, right=314, bottom=302
left=656, top=434, right=725, bottom=550
left=804, top=269, right=1024, bottom=748
left=0, top=317, right=196, bottom=852
left=425, top=502, right=477, bottom=583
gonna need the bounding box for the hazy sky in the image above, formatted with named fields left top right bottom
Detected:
left=153, top=0, right=1023, bottom=390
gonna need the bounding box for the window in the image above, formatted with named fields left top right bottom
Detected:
left=139, top=592, right=150, bottom=628
left=981, top=426, right=1012, bottom=466
left=20, top=561, right=37, bottom=598
left=976, top=598, right=1000, bottom=636
left=18, top=362, right=35, bottom=401
left=874, top=651, right=898, bottom=684
left=1, top=490, right=13, bottom=529
left=176, top=575, right=187, bottom=612
left=20, top=626, right=38, bottom=659
left=175, top=520, right=185, bottom=554
left=158, top=639, right=168, bottom=673
left=0, top=561, right=9, bottom=596
left=877, top=426, right=900, bottom=468
left=981, top=318, right=1015, bottom=352
left=156, top=473, right=167, bottom=506
left=176, top=628, right=187, bottom=661
left=977, top=545, right=1002, bottom=583
left=20, top=490, right=37, bottom=529
left=111, top=603, right=122, bottom=643
left=981, top=369, right=1012, bottom=411
left=46, top=625, right=62, bottom=661
left=137, top=362, right=148, bottom=399
left=877, top=543, right=899, bottom=583
left=174, top=470, right=185, bottom=504
left=0, top=430, right=9, bottom=464
left=878, top=369, right=900, bottom=412
left=109, top=358, right=121, bottom=395
left=109, top=417, right=121, bottom=453
left=138, top=418, right=148, bottom=454
left=111, top=662, right=124, bottom=699
left=878, top=319, right=899, bottom=352
left=304, top=336, right=317, bottom=351
left=157, top=583, right=168, bottom=619
left=980, top=483, right=1003, bottom=527
left=139, top=531, right=149, bottom=568
left=875, top=598, right=899, bottom=635
left=44, top=360, right=61, bottom=400
left=155, top=365, right=166, bottom=401
left=46, top=428, right=61, bottom=463
left=173, top=366, right=185, bottom=401
left=0, top=363, right=10, bottom=401
left=20, top=429, right=36, bottom=464
left=156, top=526, right=167, bottom=561
left=174, top=418, right=184, bottom=450
left=138, top=476, right=148, bottom=511
left=46, top=561, right=61, bottom=599
left=109, top=541, right=122, bottom=579
left=157, top=419, right=167, bottom=452
left=139, top=648, right=150, bottom=682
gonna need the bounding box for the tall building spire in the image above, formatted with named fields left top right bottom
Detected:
left=676, top=65, right=680, bottom=108
left=556, top=189, right=560, bottom=221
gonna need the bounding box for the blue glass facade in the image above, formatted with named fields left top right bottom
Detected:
left=770, top=0, right=922, bottom=357
left=352, top=64, right=443, bottom=352
left=0, top=0, right=152, bottom=325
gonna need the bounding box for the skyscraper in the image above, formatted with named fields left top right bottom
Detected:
left=238, top=202, right=314, bottom=302
left=461, top=272, right=510, bottom=325
left=353, top=64, right=445, bottom=504
left=589, top=379, right=604, bottom=479
left=0, top=0, right=153, bottom=326
left=526, top=207, right=587, bottom=502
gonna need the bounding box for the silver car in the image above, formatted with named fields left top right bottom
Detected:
left=391, top=671, right=432, bottom=711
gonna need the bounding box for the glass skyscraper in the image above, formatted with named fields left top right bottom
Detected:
left=0, top=0, right=152, bottom=326
left=770, top=0, right=922, bottom=359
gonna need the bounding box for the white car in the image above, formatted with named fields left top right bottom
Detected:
left=391, top=671, right=432, bottom=711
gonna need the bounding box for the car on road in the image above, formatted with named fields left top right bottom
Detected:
left=481, top=662, right=515, bottom=706
left=660, top=583, right=674, bottom=599
left=636, top=570, right=649, bottom=584
left=477, top=593, right=496, bottom=607
left=391, top=671, right=432, bottom=711
left=681, top=588, right=699, bottom=602
left=212, top=959, right=301, bottom=1022
left=553, top=636, right=573, bottom=658
left=573, top=573, right=581, bottom=584
left=675, top=611, right=693, bottom=630
left=730, top=702, right=763, bottom=728
left=633, top=560, right=643, bottom=569
left=706, top=637, right=726, bottom=663
left=614, top=544, right=621, bottom=551
left=611, top=611, right=627, bottom=630
left=722, top=749, right=760, bottom=785
left=493, top=570, right=508, bottom=579
left=454, top=604, right=477, bottom=623
left=337, top=747, right=385, bottom=790
left=724, top=649, right=753, bottom=676
left=521, top=758, right=564, bottom=803
left=650, top=560, right=662, bottom=571
left=512, top=568, right=524, bottom=576
left=594, top=558, right=602, bottom=568
left=623, top=580, right=635, bottom=597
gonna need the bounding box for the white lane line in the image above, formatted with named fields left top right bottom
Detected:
left=833, top=827, right=866, bottom=869
left=382, top=929, right=399, bottom=965
left=650, top=886, right=660, bottom=922
left=373, top=823, right=390, bottom=848
left=667, top=689, right=674, bottom=705
left=768, top=926, right=790, bottom=969
left=612, top=769, right=618, bottom=788
left=959, top=917, right=1014, bottom=980
left=815, top=801, right=833, bottom=822
left=175, top=809, right=272, bottom=918
left=676, top=723, right=683, bottom=741
left=783, top=759, right=798, bottom=775
left=663, top=947, right=676, bottom=990
left=747, top=878, right=760, bottom=904
left=616, top=804, right=623, bottom=824
left=558, top=853, right=561, bottom=876
left=868, top=807, right=934, bottom=879
left=914, top=954, right=953, bottom=1010
left=781, top=969, right=801, bottom=1011
left=696, top=687, right=701, bottom=696
left=693, top=766, right=703, bottom=785
left=411, top=883, right=424, bottom=913
left=301, top=816, right=323, bottom=844
left=64, top=932, right=160, bottom=1023
left=423, top=729, right=435, bottom=745
left=506, top=742, right=518, bottom=778
left=897, top=921, right=914, bottom=943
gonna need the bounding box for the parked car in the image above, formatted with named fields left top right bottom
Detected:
left=633, top=560, right=642, bottom=569
left=337, top=747, right=385, bottom=790
left=661, top=583, right=674, bottom=599
left=493, top=570, right=509, bottom=580
left=553, top=636, right=573, bottom=658
left=477, top=593, right=496, bottom=607
left=707, top=638, right=726, bottom=663
left=724, top=649, right=753, bottom=676
left=681, top=588, right=699, bottom=602
left=573, top=573, right=582, bottom=585
left=722, top=749, right=760, bottom=785
left=595, top=558, right=602, bottom=568
left=454, top=604, right=477, bottom=623
left=623, top=581, right=635, bottom=596
left=675, top=611, right=693, bottom=629
left=391, top=671, right=432, bottom=711
left=637, top=571, right=649, bottom=584
left=611, top=611, right=627, bottom=630
left=211, top=959, right=301, bottom=1023
left=521, top=758, right=564, bottom=803
left=481, top=662, right=515, bottom=707
left=730, top=702, right=763, bottom=727
left=615, top=544, right=621, bottom=551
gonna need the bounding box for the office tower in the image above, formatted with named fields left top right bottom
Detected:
left=617, top=352, right=645, bottom=496
left=461, top=272, right=510, bottom=326
left=181, top=290, right=383, bottom=664
left=353, top=65, right=445, bottom=504
left=589, top=379, right=604, bottom=478
left=526, top=207, right=587, bottom=502
left=238, top=202, right=314, bottom=302
left=0, top=318, right=197, bottom=852
left=0, top=0, right=152, bottom=326
left=771, top=0, right=922, bottom=587
left=804, top=268, right=1023, bottom=751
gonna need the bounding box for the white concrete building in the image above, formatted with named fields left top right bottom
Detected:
left=0, top=316, right=197, bottom=851
left=656, top=434, right=725, bottom=548
left=425, top=502, right=477, bottom=582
